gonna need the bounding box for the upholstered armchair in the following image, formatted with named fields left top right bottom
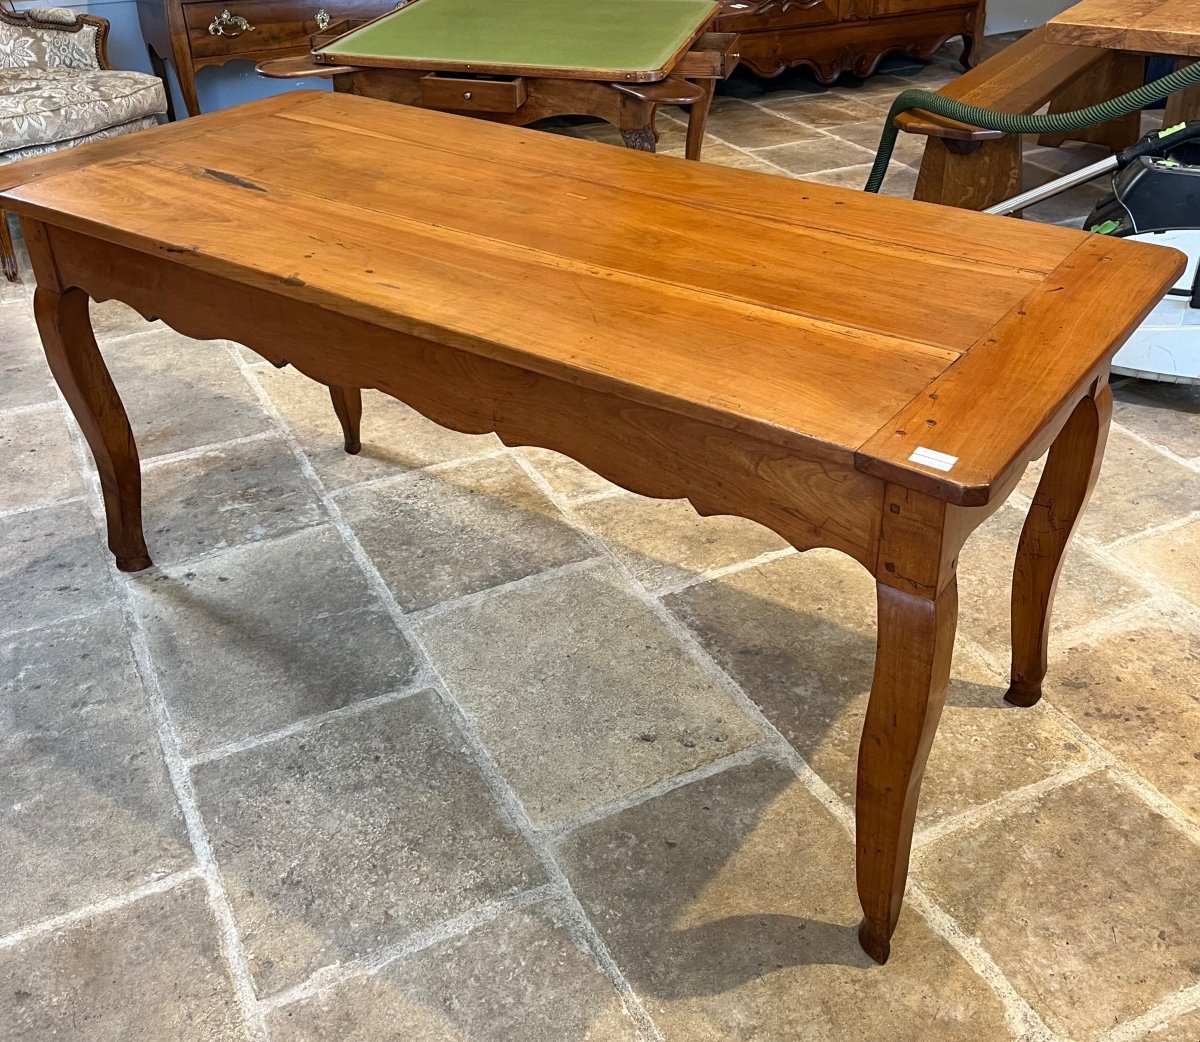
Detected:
left=0, top=4, right=167, bottom=279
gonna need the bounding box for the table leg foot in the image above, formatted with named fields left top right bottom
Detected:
left=858, top=917, right=891, bottom=965
left=620, top=127, right=657, bottom=153
left=856, top=578, right=957, bottom=962
left=33, top=285, right=150, bottom=570
left=329, top=386, right=363, bottom=455
left=1003, top=681, right=1042, bottom=708
left=1009, top=384, right=1112, bottom=708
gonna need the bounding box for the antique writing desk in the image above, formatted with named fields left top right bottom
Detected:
left=0, top=92, right=1182, bottom=963
left=258, top=0, right=737, bottom=160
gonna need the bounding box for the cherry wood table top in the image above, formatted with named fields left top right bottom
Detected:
left=0, top=92, right=1183, bottom=967
left=1046, top=0, right=1200, bottom=57
left=1, top=92, right=1179, bottom=509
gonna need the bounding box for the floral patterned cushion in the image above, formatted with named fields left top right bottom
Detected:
left=0, top=114, right=159, bottom=164
left=0, top=66, right=166, bottom=154
left=0, top=11, right=102, bottom=70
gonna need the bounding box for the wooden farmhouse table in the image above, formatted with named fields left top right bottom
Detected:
left=0, top=92, right=1183, bottom=964
left=258, top=0, right=738, bottom=160
left=1046, top=0, right=1200, bottom=126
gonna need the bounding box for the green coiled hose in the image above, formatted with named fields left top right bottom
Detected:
left=864, top=59, right=1200, bottom=194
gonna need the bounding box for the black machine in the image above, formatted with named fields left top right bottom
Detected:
left=987, top=122, right=1200, bottom=383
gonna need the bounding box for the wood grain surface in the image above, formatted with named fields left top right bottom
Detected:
left=1047, top=0, right=1200, bottom=57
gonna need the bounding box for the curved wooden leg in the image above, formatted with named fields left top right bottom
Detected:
left=684, top=79, right=716, bottom=161
left=619, top=127, right=657, bottom=153
left=857, top=578, right=958, bottom=963
left=0, top=211, right=18, bottom=282
left=329, top=386, right=362, bottom=455
left=146, top=45, right=178, bottom=123
left=33, top=286, right=151, bottom=571
left=959, top=32, right=979, bottom=70
left=1007, top=384, right=1112, bottom=707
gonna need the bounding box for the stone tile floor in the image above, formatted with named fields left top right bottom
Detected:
left=2, top=33, right=1200, bottom=1042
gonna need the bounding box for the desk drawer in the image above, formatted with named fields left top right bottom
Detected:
left=715, top=0, right=840, bottom=33
left=184, top=0, right=379, bottom=59
left=674, top=32, right=741, bottom=78
left=420, top=74, right=528, bottom=113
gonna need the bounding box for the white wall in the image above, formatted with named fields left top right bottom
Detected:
left=985, top=0, right=1076, bottom=35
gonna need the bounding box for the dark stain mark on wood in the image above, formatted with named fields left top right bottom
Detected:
left=202, top=168, right=267, bottom=193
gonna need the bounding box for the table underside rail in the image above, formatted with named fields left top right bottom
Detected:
left=36, top=222, right=886, bottom=567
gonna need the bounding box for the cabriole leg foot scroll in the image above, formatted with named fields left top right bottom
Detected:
left=329, top=386, right=363, bottom=454
left=33, top=285, right=151, bottom=571
left=1007, top=384, right=1112, bottom=707
left=856, top=579, right=958, bottom=963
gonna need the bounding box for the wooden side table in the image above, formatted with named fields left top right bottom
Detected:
left=136, top=0, right=397, bottom=117
left=713, top=0, right=986, bottom=82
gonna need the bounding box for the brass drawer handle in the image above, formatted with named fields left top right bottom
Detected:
left=315, top=8, right=330, bottom=29
left=208, top=9, right=255, bottom=36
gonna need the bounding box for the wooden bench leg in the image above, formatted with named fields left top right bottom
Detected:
left=913, top=135, right=1022, bottom=210
left=0, top=210, right=18, bottom=282
left=1038, top=52, right=1145, bottom=152
left=1008, top=383, right=1112, bottom=707
left=329, top=386, right=362, bottom=455
left=857, top=577, right=958, bottom=964
left=1165, top=59, right=1200, bottom=127
left=33, top=284, right=151, bottom=571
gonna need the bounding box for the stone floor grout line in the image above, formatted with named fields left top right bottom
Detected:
left=1096, top=505, right=1200, bottom=552
left=255, top=882, right=560, bottom=1016
left=54, top=390, right=268, bottom=1041
left=0, top=492, right=85, bottom=520
left=559, top=485, right=625, bottom=507
left=404, top=555, right=606, bottom=624
left=541, top=744, right=774, bottom=843
left=139, top=429, right=280, bottom=471
left=912, top=760, right=1103, bottom=850
left=510, top=447, right=1060, bottom=1039
left=0, top=867, right=202, bottom=952
left=230, top=343, right=667, bottom=1042
left=905, top=885, right=1060, bottom=1042
left=0, top=599, right=116, bottom=640
left=651, top=545, right=799, bottom=599
left=184, top=683, right=431, bottom=767
left=1049, top=592, right=1196, bottom=652
left=1110, top=418, right=1200, bottom=478
left=323, top=445, right=512, bottom=497
left=0, top=398, right=58, bottom=418
left=1094, top=979, right=1200, bottom=1042
left=1051, top=706, right=1200, bottom=850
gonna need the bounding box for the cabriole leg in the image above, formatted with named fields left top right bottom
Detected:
left=329, top=386, right=362, bottom=454
left=1008, top=384, right=1112, bottom=707
left=33, top=285, right=151, bottom=571
left=856, top=578, right=958, bottom=963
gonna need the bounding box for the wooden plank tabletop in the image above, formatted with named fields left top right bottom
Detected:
left=0, top=92, right=1182, bottom=504
left=1046, top=0, right=1200, bottom=57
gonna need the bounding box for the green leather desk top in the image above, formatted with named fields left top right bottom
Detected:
left=314, top=0, right=720, bottom=81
